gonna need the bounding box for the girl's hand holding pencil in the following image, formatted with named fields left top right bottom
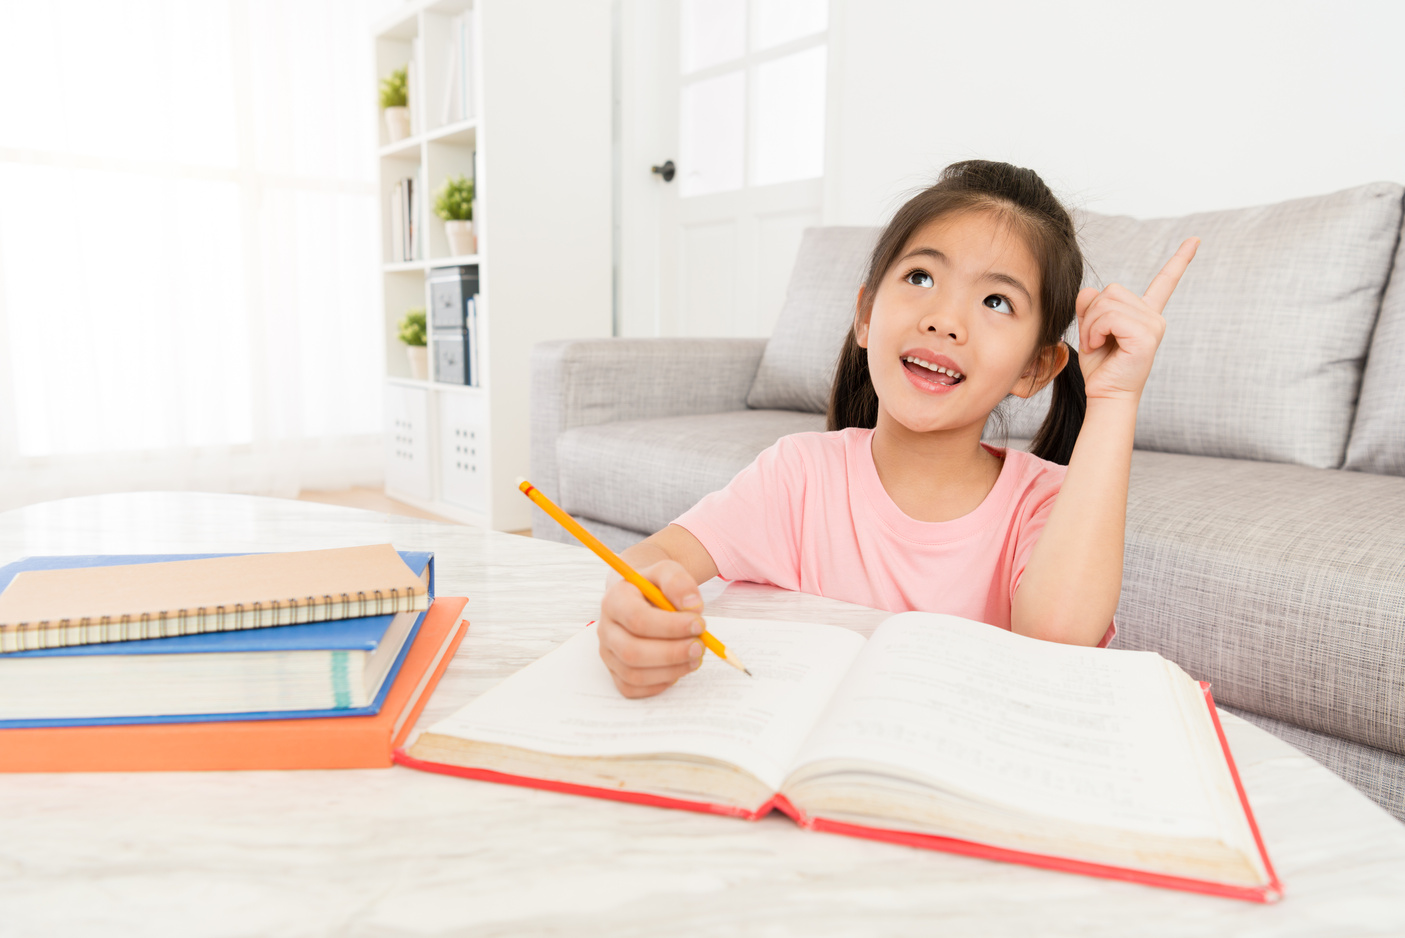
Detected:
left=598, top=559, right=718, bottom=698
left=518, top=481, right=746, bottom=699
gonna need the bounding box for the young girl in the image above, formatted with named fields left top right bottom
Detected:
left=597, top=160, right=1198, bottom=698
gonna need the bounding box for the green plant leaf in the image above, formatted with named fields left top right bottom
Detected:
left=433, top=174, right=475, bottom=221
left=379, top=66, right=408, bottom=110
left=397, top=307, right=427, bottom=346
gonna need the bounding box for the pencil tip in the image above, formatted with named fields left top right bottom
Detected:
left=744, top=668, right=753, bottom=677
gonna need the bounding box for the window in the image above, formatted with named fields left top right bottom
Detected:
left=677, top=0, right=827, bottom=198
left=0, top=0, right=381, bottom=502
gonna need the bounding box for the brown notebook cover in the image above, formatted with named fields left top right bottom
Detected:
left=0, top=544, right=430, bottom=652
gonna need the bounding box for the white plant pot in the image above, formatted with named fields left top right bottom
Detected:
left=384, top=106, right=411, bottom=142
left=406, top=345, right=428, bottom=381
left=445, top=219, right=475, bottom=256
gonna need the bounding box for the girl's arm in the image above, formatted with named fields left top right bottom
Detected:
left=597, top=524, right=720, bottom=697
left=1011, top=239, right=1199, bottom=645
left=1011, top=397, right=1136, bottom=644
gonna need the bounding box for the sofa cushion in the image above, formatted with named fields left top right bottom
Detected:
left=746, top=227, right=880, bottom=414
left=1004, top=182, right=1404, bottom=469
left=1223, top=705, right=1405, bottom=822
left=1114, top=449, right=1405, bottom=758
left=561, top=515, right=649, bottom=556
left=1345, top=210, right=1405, bottom=476
left=557, top=410, right=827, bottom=535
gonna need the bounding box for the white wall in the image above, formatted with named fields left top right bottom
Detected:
left=823, top=0, right=1405, bottom=224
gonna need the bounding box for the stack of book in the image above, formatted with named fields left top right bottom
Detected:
left=0, top=543, right=467, bottom=771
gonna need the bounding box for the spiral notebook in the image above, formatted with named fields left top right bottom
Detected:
left=0, top=544, right=430, bottom=652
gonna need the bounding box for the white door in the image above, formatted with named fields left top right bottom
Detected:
left=618, top=0, right=830, bottom=338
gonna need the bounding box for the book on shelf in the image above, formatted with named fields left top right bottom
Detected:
left=411, top=166, right=421, bottom=260
left=408, top=37, right=420, bottom=134
left=439, top=8, right=477, bottom=126
left=462, top=10, right=476, bottom=121
left=467, top=293, right=480, bottom=387
left=0, top=545, right=430, bottom=652
left=398, top=612, right=1282, bottom=903
left=0, top=551, right=432, bottom=726
left=391, top=180, right=405, bottom=261
left=389, top=174, right=421, bottom=263
left=0, top=595, right=469, bottom=772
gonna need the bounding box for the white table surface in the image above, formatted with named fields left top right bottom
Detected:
left=1, top=492, right=1403, bottom=938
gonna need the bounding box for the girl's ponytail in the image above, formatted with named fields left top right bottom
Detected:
left=827, top=330, right=878, bottom=431
left=1028, top=343, right=1086, bottom=466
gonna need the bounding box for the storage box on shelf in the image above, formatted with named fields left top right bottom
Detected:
left=373, top=0, right=611, bottom=530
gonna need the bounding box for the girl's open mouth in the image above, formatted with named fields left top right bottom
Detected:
left=901, top=355, right=965, bottom=391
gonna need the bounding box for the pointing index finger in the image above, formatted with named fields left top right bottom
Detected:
left=1142, top=237, right=1201, bottom=314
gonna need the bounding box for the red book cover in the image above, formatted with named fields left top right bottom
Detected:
left=0, top=597, right=469, bottom=772
left=395, top=682, right=1281, bottom=902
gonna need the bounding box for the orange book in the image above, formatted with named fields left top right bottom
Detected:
left=0, top=596, right=468, bottom=772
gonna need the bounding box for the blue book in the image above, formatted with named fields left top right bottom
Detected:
left=0, top=551, right=433, bottom=729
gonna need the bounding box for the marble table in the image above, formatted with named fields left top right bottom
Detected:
left=1, top=492, right=1403, bottom=938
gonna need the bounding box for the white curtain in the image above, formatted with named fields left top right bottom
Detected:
left=0, top=0, right=385, bottom=511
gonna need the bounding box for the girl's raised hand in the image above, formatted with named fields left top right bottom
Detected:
left=1076, top=237, right=1199, bottom=402
left=597, top=559, right=707, bottom=698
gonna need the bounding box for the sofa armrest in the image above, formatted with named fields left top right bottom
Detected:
left=530, top=337, right=767, bottom=537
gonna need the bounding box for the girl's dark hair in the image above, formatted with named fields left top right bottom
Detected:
left=826, top=160, right=1086, bottom=465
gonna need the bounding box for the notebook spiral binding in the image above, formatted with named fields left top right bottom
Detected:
left=0, top=587, right=422, bottom=653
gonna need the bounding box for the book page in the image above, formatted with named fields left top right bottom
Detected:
left=788, top=613, right=1223, bottom=839
left=419, top=617, right=865, bottom=790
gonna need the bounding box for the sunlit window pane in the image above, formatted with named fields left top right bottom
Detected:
left=754, top=0, right=828, bottom=50
left=0, top=164, right=251, bottom=456
left=680, top=0, right=746, bottom=73
left=0, top=1, right=236, bottom=168
left=248, top=0, right=375, bottom=180
left=0, top=0, right=379, bottom=471
left=258, top=188, right=382, bottom=438
left=751, top=46, right=826, bottom=187
left=680, top=70, right=746, bottom=197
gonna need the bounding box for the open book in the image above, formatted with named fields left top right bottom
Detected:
left=397, top=613, right=1281, bottom=902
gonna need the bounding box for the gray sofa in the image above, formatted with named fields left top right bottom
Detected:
left=531, top=182, right=1405, bottom=821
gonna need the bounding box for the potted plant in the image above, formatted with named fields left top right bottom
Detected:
left=380, top=67, right=410, bottom=142
left=397, top=307, right=428, bottom=380
left=434, top=174, right=475, bottom=256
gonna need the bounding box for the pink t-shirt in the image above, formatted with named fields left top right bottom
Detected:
left=674, top=427, right=1113, bottom=646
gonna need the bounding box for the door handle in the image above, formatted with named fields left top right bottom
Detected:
left=650, top=160, right=675, bottom=183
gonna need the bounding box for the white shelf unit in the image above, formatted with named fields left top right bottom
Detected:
left=374, top=0, right=612, bottom=530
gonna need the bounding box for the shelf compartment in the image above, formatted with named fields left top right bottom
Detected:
left=425, top=138, right=477, bottom=260
left=438, top=390, right=489, bottom=513
left=384, top=383, right=432, bottom=500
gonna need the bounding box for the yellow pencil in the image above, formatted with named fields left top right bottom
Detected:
left=518, top=480, right=752, bottom=676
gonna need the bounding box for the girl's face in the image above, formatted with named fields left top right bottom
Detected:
left=856, top=209, right=1061, bottom=437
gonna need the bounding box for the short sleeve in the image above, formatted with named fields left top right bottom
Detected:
left=1008, top=478, right=1117, bottom=648
left=671, top=437, right=807, bottom=590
